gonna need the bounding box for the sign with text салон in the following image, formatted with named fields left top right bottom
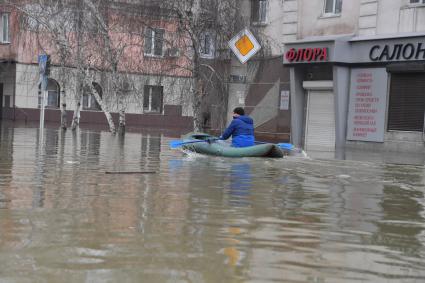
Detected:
left=369, top=42, right=425, bottom=61
left=346, top=68, right=388, bottom=142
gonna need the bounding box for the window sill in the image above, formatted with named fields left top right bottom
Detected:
left=405, top=4, right=425, bottom=8
left=0, top=41, right=11, bottom=45
left=319, top=13, right=341, bottom=19
left=251, top=22, right=268, bottom=27
left=144, top=54, right=164, bottom=59
left=199, top=54, right=215, bottom=59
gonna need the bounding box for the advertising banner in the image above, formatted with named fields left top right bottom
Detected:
left=347, top=68, right=388, bottom=142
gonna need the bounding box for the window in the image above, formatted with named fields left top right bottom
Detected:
left=0, top=13, right=10, bottom=43
left=143, top=85, right=163, bottom=113
left=82, top=82, right=102, bottom=111
left=410, top=0, right=425, bottom=4
left=4, top=95, right=10, bottom=108
left=200, top=32, right=215, bottom=58
left=251, top=0, right=267, bottom=24
left=38, top=79, right=60, bottom=108
left=324, top=0, right=342, bottom=15
left=144, top=27, right=164, bottom=57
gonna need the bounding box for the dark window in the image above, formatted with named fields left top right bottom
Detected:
left=410, top=0, right=425, bottom=4
left=251, top=0, right=267, bottom=24
left=143, top=85, right=163, bottom=113
left=144, top=27, right=164, bottom=56
left=4, top=95, right=10, bottom=108
left=388, top=73, right=425, bottom=132
left=200, top=32, right=214, bottom=57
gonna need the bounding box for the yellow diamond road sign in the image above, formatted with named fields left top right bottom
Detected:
left=229, top=28, right=261, bottom=64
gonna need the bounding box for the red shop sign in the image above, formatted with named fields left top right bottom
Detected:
left=285, top=47, right=329, bottom=63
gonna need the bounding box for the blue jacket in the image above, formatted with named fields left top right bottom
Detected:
left=220, top=115, right=255, bottom=147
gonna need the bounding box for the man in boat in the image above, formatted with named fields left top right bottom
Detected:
left=218, top=107, right=255, bottom=147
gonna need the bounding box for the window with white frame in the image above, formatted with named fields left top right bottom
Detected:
left=0, top=13, right=10, bottom=43
left=199, top=32, right=215, bottom=58
left=143, top=85, right=163, bottom=113
left=39, top=79, right=60, bottom=108
left=144, top=27, right=164, bottom=57
left=324, top=0, right=342, bottom=15
left=251, top=0, right=267, bottom=24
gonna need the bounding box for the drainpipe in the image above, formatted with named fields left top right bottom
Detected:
left=423, top=111, right=425, bottom=142
left=12, top=62, right=16, bottom=121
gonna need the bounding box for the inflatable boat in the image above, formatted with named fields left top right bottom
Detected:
left=180, top=133, right=284, bottom=158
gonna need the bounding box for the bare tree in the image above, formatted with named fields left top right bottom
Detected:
left=157, top=0, right=243, bottom=131
left=12, top=0, right=144, bottom=133
left=8, top=0, right=243, bottom=133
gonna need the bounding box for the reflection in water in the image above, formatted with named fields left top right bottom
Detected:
left=372, top=164, right=425, bottom=258
left=0, top=122, right=424, bottom=282
left=228, top=163, right=251, bottom=207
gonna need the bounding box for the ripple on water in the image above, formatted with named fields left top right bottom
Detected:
left=0, top=123, right=424, bottom=282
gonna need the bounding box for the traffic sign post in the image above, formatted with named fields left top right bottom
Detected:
left=38, top=54, right=49, bottom=146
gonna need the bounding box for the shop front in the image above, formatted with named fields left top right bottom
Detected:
left=284, top=33, right=425, bottom=153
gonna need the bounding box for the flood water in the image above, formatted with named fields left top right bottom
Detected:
left=0, top=122, right=424, bottom=283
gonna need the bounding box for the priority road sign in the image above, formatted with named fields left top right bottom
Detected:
left=228, top=28, right=261, bottom=64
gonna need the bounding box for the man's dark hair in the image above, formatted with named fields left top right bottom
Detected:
left=233, top=107, right=245, bottom=116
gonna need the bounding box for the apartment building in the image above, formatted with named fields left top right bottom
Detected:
left=0, top=2, right=194, bottom=131
left=283, top=0, right=425, bottom=153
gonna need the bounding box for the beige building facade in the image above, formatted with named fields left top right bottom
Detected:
left=281, top=0, right=425, bottom=154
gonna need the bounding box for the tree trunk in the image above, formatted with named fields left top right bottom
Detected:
left=88, top=83, right=116, bottom=134
left=192, top=75, right=204, bottom=132
left=118, top=109, right=125, bottom=136
left=71, top=102, right=81, bottom=131
left=60, top=90, right=67, bottom=130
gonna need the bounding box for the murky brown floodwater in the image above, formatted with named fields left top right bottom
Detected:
left=0, top=121, right=424, bottom=282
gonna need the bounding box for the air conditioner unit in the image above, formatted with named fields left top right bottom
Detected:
left=166, top=47, right=180, bottom=58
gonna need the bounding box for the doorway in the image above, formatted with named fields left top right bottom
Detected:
left=303, top=81, right=335, bottom=151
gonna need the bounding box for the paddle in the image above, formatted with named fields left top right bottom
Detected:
left=255, top=141, right=295, bottom=151
left=169, top=138, right=218, bottom=149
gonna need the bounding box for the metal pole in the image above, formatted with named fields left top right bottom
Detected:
left=39, top=87, right=47, bottom=147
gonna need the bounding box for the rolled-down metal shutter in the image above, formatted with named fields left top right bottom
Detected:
left=388, top=73, right=425, bottom=132
left=305, top=90, right=335, bottom=151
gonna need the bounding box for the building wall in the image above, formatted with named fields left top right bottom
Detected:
left=299, top=0, right=360, bottom=38
left=377, top=0, right=425, bottom=35
left=0, top=3, right=195, bottom=130
left=285, top=0, right=425, bottom=153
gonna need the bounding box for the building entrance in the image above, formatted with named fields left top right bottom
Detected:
left=304, top=81, right=335, bottom=151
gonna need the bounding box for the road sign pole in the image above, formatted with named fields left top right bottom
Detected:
left=39, top=88, right=46, bottom=130
left=38, top=54, right=48, bottom=147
